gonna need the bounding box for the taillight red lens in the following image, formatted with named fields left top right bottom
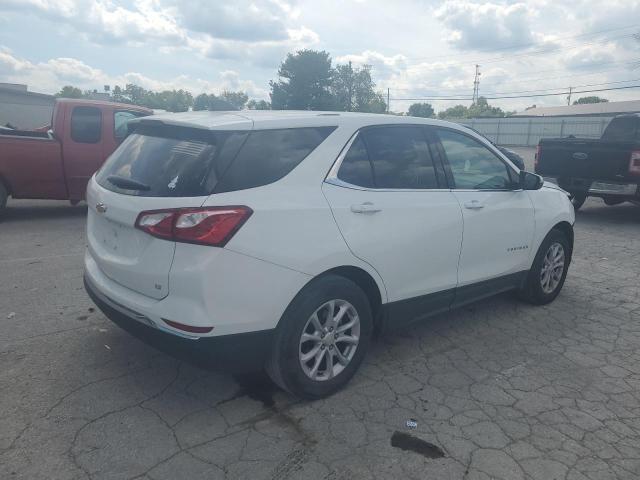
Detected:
left=629, top=151, right=640, bottom=176
left=135, top=206, right=252, bottom=247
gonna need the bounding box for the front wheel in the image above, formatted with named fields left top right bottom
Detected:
left=519, top=229, right=570, bottom=305
left=266, top=275, right=373, bottom=399
left=571, top=194, right=586, bottom=211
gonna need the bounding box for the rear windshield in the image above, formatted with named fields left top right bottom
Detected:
left=96, top=125, right=335, bottom=197
left=602, top=117, right=639, bottom=141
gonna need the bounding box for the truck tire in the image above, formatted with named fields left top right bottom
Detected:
left=518, top=229, right=570, bottom=305
left=603, top=197, right=625, bottom=206
left=0, top=182, right=8, bottom=216
left=571, top=194, right=586, bottom=211
left=266, top=274, right=373, bottom=399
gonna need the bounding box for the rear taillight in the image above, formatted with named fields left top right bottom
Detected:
left=135, top=206, right=252, bottom=247
left=629, top=150, right=640, bottom=176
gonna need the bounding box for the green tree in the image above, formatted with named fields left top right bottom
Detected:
left=193, top=93, right=210, bottom=111
left=438, top=104, right=468, bottom=119
left=55, top=85, right=84, bottom=98
left=331, top=62, right=387, bottom=113
left=270, top=50, right=334, bottom=110
left=221, top=91, right=248, bottom=110
left=573, top=96, right=609, bottom=105
left=467, top=97, right=505, bottom=117
left=247, top=99, right=271, bottom=110
left=408, top=102, right=435, bottom=118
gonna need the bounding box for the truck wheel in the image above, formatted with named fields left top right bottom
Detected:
left=571, top=194, right=586, bottom=211
left=0, top=182, right=8, bottom=216
left=603, top=197, right=625, bottom=206
left=518, top=229, right=570, bottom=305
left=266, top=274, right=373, bottom=399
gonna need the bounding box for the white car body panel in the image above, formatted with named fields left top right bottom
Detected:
left=84, top=111, right=575, bottom=343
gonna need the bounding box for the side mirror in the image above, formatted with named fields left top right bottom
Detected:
left=519, top=170, right=544, bottom=190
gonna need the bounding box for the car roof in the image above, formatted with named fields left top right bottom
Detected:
left=138, top=110, right=465, bottom=132
left=55, top=98, right=153, bottom=113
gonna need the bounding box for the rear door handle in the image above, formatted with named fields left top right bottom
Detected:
left=463, top=200, right=484, bottom=210
left=351, top=202, right=382, bottom=214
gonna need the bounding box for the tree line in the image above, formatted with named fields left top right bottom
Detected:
left=55, top=48, right=609, bottom=118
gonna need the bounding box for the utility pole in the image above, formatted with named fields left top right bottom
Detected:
left=567, top=86, right=573, bottom=106
left=387, top=88, right=390, bottom=113
left=472, top=64, right=481, bottom=104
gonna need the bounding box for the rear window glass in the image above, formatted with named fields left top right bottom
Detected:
left=71, top=106, right=102, bottom=143
left=96, top=125, right=335, bottom=197
left=602, top=117, right=639, bottom=141
left=214, top=127, right=336, bottom=193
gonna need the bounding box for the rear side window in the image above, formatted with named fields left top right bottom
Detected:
left=361, top=126, right=439, bottom=189
left=602, top=117, right=639, bottom=141
left=71, top=106, right=102, bottom=143
left=214, top=127, right=336, bottom=193
left=337, top=136, right=375, bottom=188
left=96, top=127, right=247, bottom=197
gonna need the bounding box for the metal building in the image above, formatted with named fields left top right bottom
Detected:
left=0, top=84, right=55, bottom=130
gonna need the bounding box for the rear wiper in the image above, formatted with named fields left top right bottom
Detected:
left=107, top=175, right=151, bottom=191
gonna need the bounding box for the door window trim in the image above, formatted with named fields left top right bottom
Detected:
left=325, top=124, right=450, bottom=192
left=432, top=126, right=520, bottom=192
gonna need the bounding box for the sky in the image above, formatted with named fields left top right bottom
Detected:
left=0, top=0, right=639, bottom=113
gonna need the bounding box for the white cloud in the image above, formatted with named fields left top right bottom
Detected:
left=0, top=47, right=265, bottom=97
left=435, top=1, right=535, bottom=51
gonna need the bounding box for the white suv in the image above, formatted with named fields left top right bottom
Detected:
left=84, top=111, right=575, bottom=398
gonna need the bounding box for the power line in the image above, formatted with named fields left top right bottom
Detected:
left=390, top=84, right=640, bottom=101
left=389, top=78, right=640, bottom=100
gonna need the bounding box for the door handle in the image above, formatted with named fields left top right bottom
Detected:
left=463, top=200, right=484, bottom=210
left=351, top=202, right=382, bottom=214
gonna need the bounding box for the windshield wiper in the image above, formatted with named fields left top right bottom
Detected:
left=107, top=175, right=151, bottom=191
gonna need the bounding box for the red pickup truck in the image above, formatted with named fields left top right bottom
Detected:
left=0, top=99, right=152, bottom=213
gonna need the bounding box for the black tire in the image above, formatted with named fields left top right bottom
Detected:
left=0, top=182, right=8, bottom=217
left=266, top=274, right=373, bottom=399
left=571, top=194, right=586, bottom=211
left=519, top=229, right=571, bottom=305
left=603, top=197, right=625, bottom=206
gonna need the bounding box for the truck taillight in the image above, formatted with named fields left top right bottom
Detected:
left=135, top=206, right=252, bottom=246
left=629, top=151, right=640, bottom=176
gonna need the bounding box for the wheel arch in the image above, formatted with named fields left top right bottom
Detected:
left=551, top=221, right=574, bottom=262
left=307, top=265, right=385, bottom=333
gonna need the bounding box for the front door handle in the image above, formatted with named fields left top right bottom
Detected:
left=463, top=200, right=484, bottom=210
left=351, top=202, right=382, bottom=214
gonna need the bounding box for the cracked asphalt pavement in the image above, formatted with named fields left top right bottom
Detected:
left=2, top=148, right=640, bottom=479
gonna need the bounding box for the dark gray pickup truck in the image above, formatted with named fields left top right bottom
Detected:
left=535, top=114, right=640, bottom=210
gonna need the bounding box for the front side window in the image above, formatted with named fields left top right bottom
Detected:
left=362, top=126, right=438, bottom=189
left=114, top=110, right=147, bottom=139
left=436, top=129, right=514, bottom=190
left=70, top=106, right=102, bottom=143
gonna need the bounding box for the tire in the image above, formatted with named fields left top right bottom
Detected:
left=519, top=229, right=570, bottom=305
left=603, top=197, right=625, bottom=206
left=571, top=194, right=586, bottom=211
left=266, top=274, right=373, bottom=399
left=0, top=182, right=8, bottom=217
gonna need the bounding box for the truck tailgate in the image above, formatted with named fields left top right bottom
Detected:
left=537, top=139, right=635, bottom=182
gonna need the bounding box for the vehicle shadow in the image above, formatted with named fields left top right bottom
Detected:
left=576, top=201, right=640, bottom=226
left=2, top=201, right=87, bottom=223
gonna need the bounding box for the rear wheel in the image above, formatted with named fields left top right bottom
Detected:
left=519, top=229, right=570, bottom=305
left=266, top=275, right=373, bottom=399
left=603, top=196, right=625, bottom=206
left=571, top=194, right=586, bottom=211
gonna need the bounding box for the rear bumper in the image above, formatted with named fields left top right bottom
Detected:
left=553, top=177, right=640, bottom=198
left=84, top=274, right=274, bottom=372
